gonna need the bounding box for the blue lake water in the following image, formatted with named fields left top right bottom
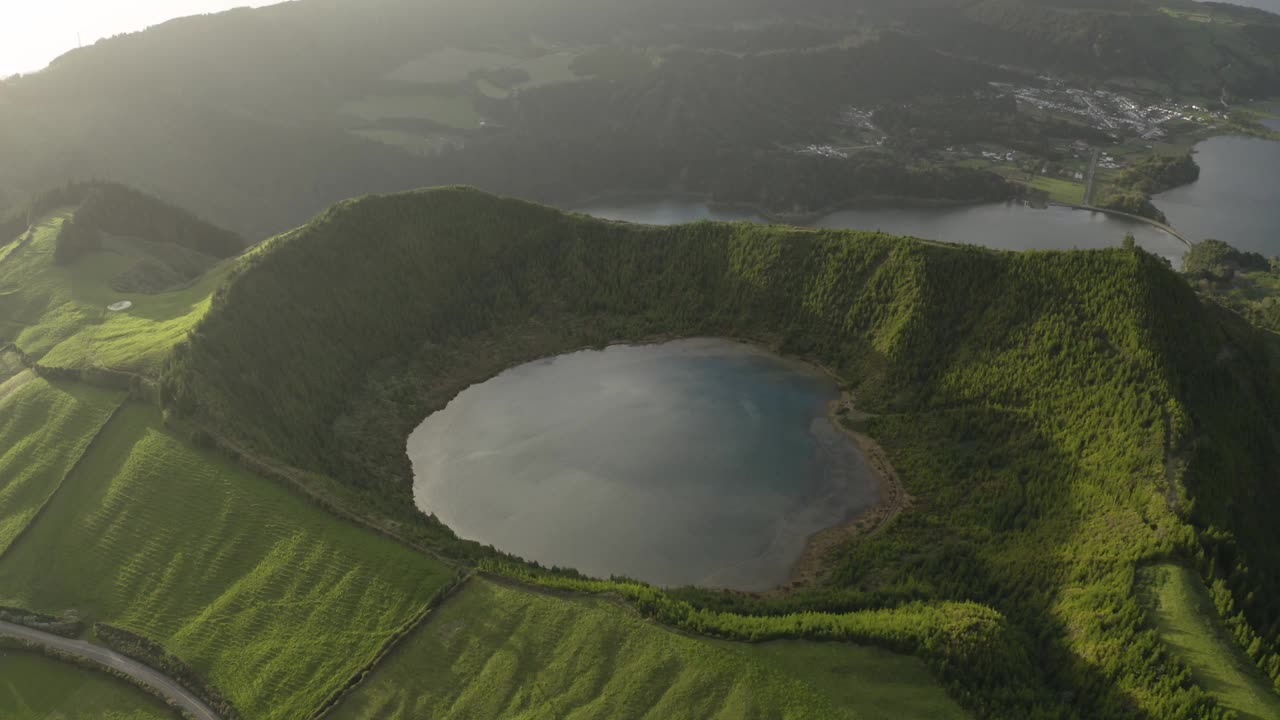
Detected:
left=577, top=198, right=1190, bottom=266
left=1154, top=136, right=1280, bottom=256
left=409, top=339, right=877, bottom=591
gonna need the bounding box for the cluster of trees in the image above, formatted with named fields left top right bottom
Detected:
left=160, top=187, right=1280, bottom=718
left=1098, top=152, right=1200, bottom=222
left=37, top=183, right=245, bottom=293
left=1182, top=239, right=1280, bottom=333
left=0, top=606, right=83, bottom=638
left=1183, top=239, right=1270, bottom=279
left=480, top=563, right=1046, bottom=717
left=2, top=0, right=1278, bottom=241
left=874, top=91, right=1111, bottom=154
left=915, top=0, right=1280, bottom=97
left=427, top=35, right=1018, bottom=212
left=3, top=181, right=244, bottom=268
left=1097, top=189, right=1167, bottom=222
left=63, top=183, right=244, bottom=258
left=1114, top=153, right=1201, bottom=195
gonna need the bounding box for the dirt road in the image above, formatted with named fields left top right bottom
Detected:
left=0, top=620, right=220, bottom=720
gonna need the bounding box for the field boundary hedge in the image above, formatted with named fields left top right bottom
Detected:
left=93, top=623, right=239, bottom=720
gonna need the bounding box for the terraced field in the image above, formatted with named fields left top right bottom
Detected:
left=0, top=404, right=455, bottom=720
left=329, top=578, right=968, bottom=720
left=1150, top=565, right=1280, bottom=720
left=0, top=376, right=121, bottom=555
left=342, top=94, right=482, bottom=130
left=0, top=213, right=233, bottom=375
left=0, top=649, right=176, bottom=720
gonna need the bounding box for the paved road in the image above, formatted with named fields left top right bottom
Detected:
left=0, top=620, right=220, bottom=720
left=1083, top=148, right=1100, bottom=205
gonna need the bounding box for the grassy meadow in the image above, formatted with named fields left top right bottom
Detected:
left=386, top=47, right=581, bottom=89
left=1149, top=565, right=1280, bottom=720
left=342, top=94, right=482, bottom=130
left=329, top=578, right=968, bottom=720
left=1027, top=175, right=1087, bottom=204
left=0, top=213, right=233, bottom=376
left=0, top=376, right=121, bottom=556
left=0, top=649, right=176, bottom=720
left=353, top=129, right=442, bottom=156
left=0, top=403, right=454, bottom=720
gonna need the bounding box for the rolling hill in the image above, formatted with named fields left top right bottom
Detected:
left=2, top=0, right=1277, bottom=239
left=2, top=185, right=1279, bottom=718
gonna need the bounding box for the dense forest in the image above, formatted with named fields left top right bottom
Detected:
left=914, top=0, right=1280, bottom=97
left=1098, top=153, right=1201, bottom=222
left=1183, top=240, right=1280, bottom=333
left=873, top=91, right=1111, bottom=154
left=160, top=187, right=1280, bottom=719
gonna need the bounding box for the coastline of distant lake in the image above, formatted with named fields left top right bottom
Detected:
left=577, top=198, right=1190, bottom=266
left=1154, top=136, right=1280, bottom=256
left=409, top=339, right=879, bottom=591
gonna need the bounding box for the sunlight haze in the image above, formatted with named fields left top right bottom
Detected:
left=0, top=1, right=282, bottom=77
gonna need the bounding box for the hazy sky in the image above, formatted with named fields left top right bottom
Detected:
left=0, top=1, right=282, bottom=77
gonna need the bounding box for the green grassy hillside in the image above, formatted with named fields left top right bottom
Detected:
left=330, top=577, right=968, bottom=720
left=0, top=210, right=233, bottom=376
left=161, top=187, right=1280, bottom=718
left=0, top=649, right=176, bottom=720
left=0, top=376, right=121, bottom=555
left=0, top=403, right=454, bottom=720
left=1148, top=565, right=1280, bottom=720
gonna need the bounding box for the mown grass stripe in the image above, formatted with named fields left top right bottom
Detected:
left=329, top=577, right=968, bottom=720
left=0, top=404, right=454, bottom=720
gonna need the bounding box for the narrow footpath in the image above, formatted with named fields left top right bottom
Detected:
left=0, top=620, right=220, bottom=720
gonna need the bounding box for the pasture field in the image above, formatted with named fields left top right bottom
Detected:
left=342, top=94, right=481, bottom=130
left=513, top=51, right=580, bottom=86
left=0, top=649, right=176, bottom=720
left=0, top=376, right=121, bottom=556
left=0, top=212, right=233, bottom=376
left=329, top=577, right=967, bottom=720
left=387, top=47, right=581, bottom=89
left=0, top=404, right=454, bottom=720
left=387, top=48, right=522, bottom=84
left=353, top=129, right=443, bottom=155
left=1027, top=175, right=1087, bottom=204
left=1149, top=565, right=1280, bottom=720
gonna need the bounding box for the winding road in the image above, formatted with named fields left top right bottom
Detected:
left=0, top=620, right=220, bottom=720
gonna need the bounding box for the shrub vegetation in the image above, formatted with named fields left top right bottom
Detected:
left=330, top=577, right=969, bottom=720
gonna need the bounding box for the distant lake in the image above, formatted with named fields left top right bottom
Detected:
left=577, top=199, right=1189, bottom=266
left=1154, top=136, right=1280, bottom=256
left=1201, top=0, right=1280, bottom=13
left=409, top=339, right=878, bottom=591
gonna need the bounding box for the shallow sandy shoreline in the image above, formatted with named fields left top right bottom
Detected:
left=782, top=393, right=910, bottom=590
left=409, top=334, right=904, bottom=593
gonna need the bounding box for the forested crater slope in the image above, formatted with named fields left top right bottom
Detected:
left=161, top=187, right=1280, bottom=718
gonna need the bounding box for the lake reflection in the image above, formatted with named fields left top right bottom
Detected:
left=409, top=339, right=878, bottom=591
left=1155, top=136, right=1280, bottom=256
left=578, top=198, right=1188, bottom=266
